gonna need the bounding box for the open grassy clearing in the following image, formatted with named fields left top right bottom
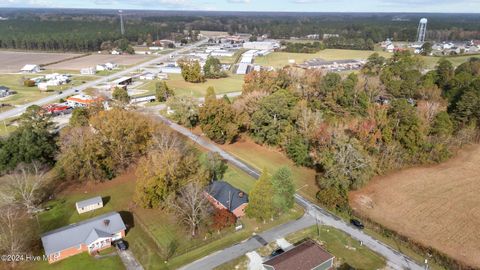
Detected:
left=255, top=49, right=392, bottom=68
left=220, top=136, right=318, bottom=203
left=350, top=144, right=480, bottom=268
left=0, top=74, right=97, bottom=106
left=421, top=54, right=479, bottom=69
left=139, top=73, right=244, bottom=98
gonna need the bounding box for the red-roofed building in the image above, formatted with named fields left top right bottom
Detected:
left=66, top=95, right=103, bottom=108
left=263, top=240, right=334, bottom=270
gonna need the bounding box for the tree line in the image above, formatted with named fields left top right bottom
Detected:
left=165, top=52, right=480, bottom=213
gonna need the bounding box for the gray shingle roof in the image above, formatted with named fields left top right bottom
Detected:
left=207, top=181, right=248, bottom=211
left=41, top=212, right=126, bottom=256
left=75, top=196, right=103, bottom=209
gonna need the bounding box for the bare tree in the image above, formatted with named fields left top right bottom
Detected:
left=0, top=204, right=36, bottom=268
left=167, top=181, right=211, bottom=237
left=0, top=162, right=47, bottom=213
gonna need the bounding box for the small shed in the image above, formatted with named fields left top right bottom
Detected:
left=76, top=196, right=104, bottom=214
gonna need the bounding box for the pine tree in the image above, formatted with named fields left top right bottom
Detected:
left=271, top=167, right=295, bottom=214
left=245, top=169, right=275, bottom=222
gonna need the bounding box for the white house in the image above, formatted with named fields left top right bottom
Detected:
left=139, top=72, right=157, bottom=80
left=21, top=64, right=41, bottom=73
left=96, top=62, right=117, bottom=71
left=81, top=67, right=96, bottom=75
left=76, top=196, right=104, bottom=214
left=111, top=50, right=121, bottom=55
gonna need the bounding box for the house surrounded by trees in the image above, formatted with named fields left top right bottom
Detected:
left=205, top=181, right=248, bottom=218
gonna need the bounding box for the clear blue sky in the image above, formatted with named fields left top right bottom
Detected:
left=1, top=0, right=479, bottom=13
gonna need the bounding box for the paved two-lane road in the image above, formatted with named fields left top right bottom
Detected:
left=143, top=108, right=424, bottom=270
left=0, top=39, right=208, bottom=121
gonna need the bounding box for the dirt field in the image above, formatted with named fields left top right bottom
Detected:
left=46, top=54, right=153, bottom=70
left=0, top=51, right=81, bottom=73
left=350, top=144, right=480, bottom=268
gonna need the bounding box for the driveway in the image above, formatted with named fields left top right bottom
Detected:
left=117, top=250, right=144, bottom=270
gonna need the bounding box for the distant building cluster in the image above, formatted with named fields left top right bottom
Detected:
left=298, top=58, right=366, bottom=72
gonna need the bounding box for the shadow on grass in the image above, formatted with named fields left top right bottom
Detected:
left=119, top=211, right=135, bottom=234
left=102, top=196, right=111, bottom=207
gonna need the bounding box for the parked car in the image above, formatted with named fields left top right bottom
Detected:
left=350, top=218, right=364, bottom=229
left=74, top=89, right=79, bottom=93
left=271, top=248, right=284, bottom=257
left=115, top=240, right=127, bottom=251
left=58, top=91, right=63, bottom=95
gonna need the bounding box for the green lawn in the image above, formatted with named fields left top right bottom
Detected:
left=421, top=54, right=479, bottom=69
left=285, top=226, right=386, bottom=269
left=33, top=164, right=303, bottom=270
left=222, top=137, right=318, bottom=203
left=140, top=73, right=244, bottom=98
left=255, top=49, right=392, bottom=68
left=0, top=74, right=97, bottom=106
left=21, top=251, right=124, bottom=270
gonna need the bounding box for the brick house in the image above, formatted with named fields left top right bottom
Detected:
left=205, top=181, right=248, bottom=218
left=41, top=212, right=126, bottom=263
left=263, top=240, right=335, bottom=270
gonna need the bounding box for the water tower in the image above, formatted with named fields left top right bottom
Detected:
left=417, top=18, right=428, bottom=43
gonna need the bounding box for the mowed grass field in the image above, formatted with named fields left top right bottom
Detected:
left=350, top=144, right=480, bottom=268
left=140, top=73, right=244, bottom=98
left=221, top=136, right=318, bottom=203
left=255, top=49, right=475, bottom=70
left=0, top=74, right=97, bottom=105
left=255, top=49, right=392, bottom=68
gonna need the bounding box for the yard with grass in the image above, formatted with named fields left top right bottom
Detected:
left=0, top=74, right=97, bottom=106
left=255, top=49, right=392, bottom=69
left=30, top=161, right=303, bottom=270
left=221, top=136, right=318, bottom=203
left=21, top=248, right=124, bottom=270
left=137, top=73, right=244, bottom=98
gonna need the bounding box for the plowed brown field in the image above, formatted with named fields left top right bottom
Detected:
left=350, top=145, right=480, bottom=267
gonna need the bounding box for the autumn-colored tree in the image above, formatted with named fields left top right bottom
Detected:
left=245, top=169, right=275, bottom=222
left=112, top=87, right=130, bottom=105
left=70, top=107, right=90, bottom=127
left=166, top=96, right=199, bottom=128
left=179, top=60, right=205, bottom=83
left=199, top=88, right=239, bottom=144
left=58, top=109, right=158, bottom=181
left=212, top=208, right=237, bottom=231
left=134, top=147, right=207, bottom=208
left=155, top=81, right=174, bottom=102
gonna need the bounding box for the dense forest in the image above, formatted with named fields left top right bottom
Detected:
left=0, top=9, right=479, bottom=52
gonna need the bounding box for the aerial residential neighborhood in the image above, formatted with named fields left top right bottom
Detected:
left=0, top=2, right=479, bottom=270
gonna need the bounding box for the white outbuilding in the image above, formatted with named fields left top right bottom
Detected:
left=75, top=196, right=104, bottom=214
